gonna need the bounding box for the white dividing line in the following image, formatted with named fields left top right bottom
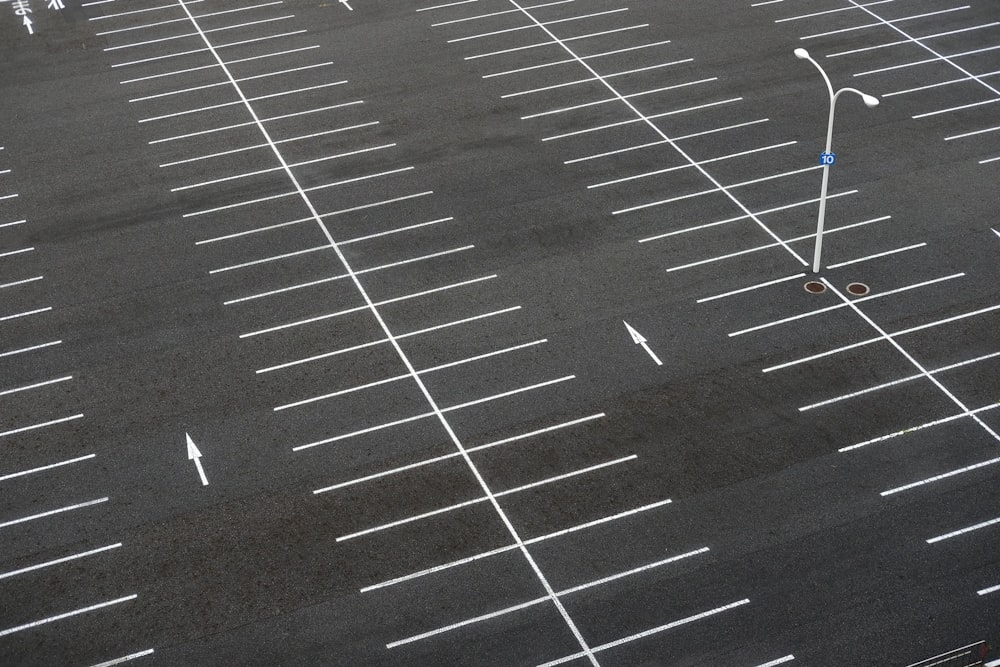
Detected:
left=0, top=340, right=62, bottom=359
left=257, top=306, right=520, bottom=374
left=590, top=141, right=796, bottom=189
left=210, top=245, right=327, bottom=274
left=826, top=242, right=926, bottom=269
left=96, top=1, right=283, bottom=36
left=447, top=8, right=629, bottom=43
left=0, top=219, right=27, bottom=229
left=0, top=454, right=96, bottom=483
left=187, top=165, right=408, bottom=220
left=341, top=216, right=455, bottom=245
left=927, top=515, right=1000, bottom=543
left=0, top=375, right=72, bottom=396
left=121, top=45, right=319, bottom=84
left=0, top=275, right=43, bottom=289
left=138, top=61, right=334, bottom=103
left=90, top=0, right=202, bottom=20
left=387, top=546, right=709, bottom=648
left=465, top=24, right=649, bottom=60
left=0, top=246, right=33, bottom=258
left=503, top=59, right=692, bottom=97
left=88, top=650, right=156, bottom=667
left=0, top=194, right=20, bottom=202
left=978, top=583, right=1000, bottom=596
left=176, top=1, right=595, bottom=659
left=826, top=23, right=1000, bottom=58
left=697, top=273, right=807, bottom=303
left=542, top=97, right=743, bottom=141
left=799, top=350, right=1000, bottom=412
left=0, top=543, right=121, bottom=580
left=764, top=302, right=1000, bottom=374
left=946, top=124, right=1000, bottom=141
left=337, top=455, right=634, bottom=542
left=537, top=599, right=751, bottom=666
left=141, top=80, right=348, bottom=123
left=914, top=98, right=1000, bottom=119
left=752, top=657, right=795, bottom=667
left=840, top=402, right=999, bottom=452
left=567, top=119, right=770, bottom=164
left=276, top=338, right=543, bottom=410
left=777, top=1, right=890, bottom=22
left=0, top=497, right=108, bottom=530
left=317, top=412, right=602, bottom=494
left=0, top=595, right=136, bottom=638
left=0, top=306, right=52, bottom=322
left=226, top=245, right=472, bottom=304
left=419, top=0, right=479, bottom=11
left=0, top=414, right=84, bottom=439
left=112, top=30, right=308, bottom=68
left=431, top=0, right=573, bottom=26
left=883, top=455, right=1000, bottom=496
left=522, top=78, right=715, bottom=119
left=484, top=39, right=673, bottom=78
left=729, top=273, right=963, bottom=337
left=104, top=15, right=295, bottom=51
left=856, top=46, right=1000, bottom=78
left=361, top=495, right=667, bottom=592
left=159, top=122, right=352, bottom=166
left=801, top=7, right=971, bottom=41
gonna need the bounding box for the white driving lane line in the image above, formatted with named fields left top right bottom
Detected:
left=175, top=1, right=600, bottom=660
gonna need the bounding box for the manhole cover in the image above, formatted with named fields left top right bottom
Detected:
left=804, top=281, right=826, bottom=294
left=846, top=282, right=870, bottom=296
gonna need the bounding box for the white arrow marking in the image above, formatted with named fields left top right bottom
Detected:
left=186, top=433, right=208, bottom=486
left=623, top=320, right=662, bottom=366
left=339, top=0, right=353, bottom=9
left=23, top=16, right=34, bottom=35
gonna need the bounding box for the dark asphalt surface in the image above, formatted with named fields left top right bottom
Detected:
left=1, top=0, right=998, bottom=665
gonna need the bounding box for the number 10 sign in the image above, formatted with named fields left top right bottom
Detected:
left=820, top=152, right=836, bottom=166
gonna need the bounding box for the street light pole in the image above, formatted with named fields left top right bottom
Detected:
left=794, top=48, right=879, bottom=273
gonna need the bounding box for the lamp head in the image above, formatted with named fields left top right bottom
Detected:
left=794, top=48, right=810, bottom=60
left=861, top=93, right=880, bottom=108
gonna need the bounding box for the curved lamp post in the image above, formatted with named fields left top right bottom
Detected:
left=794, top=47, right=879, bottom=273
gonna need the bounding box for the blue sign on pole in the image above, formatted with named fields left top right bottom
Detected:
left=820, top=152, right=836, bottom=166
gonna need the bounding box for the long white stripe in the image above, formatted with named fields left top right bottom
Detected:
left=0, top=454, right=95, bottom=482
left=0, top=543, right=121, bottom=580
left=883, top=456, right=1000, bottom=496
left=88, top=650, right=156, bottom=667
left=0, top=595, right=136, bottom=637
left=927, top=515, right=1000, bottom=543
left=0, top=497, right=108, bottom=529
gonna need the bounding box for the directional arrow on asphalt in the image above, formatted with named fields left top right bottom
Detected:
left=186, top=433, right=209, bottom=486
left=23, top=16, right=34, bottom=35
left=339, top=0, right=353, bottom=10
left=623, top=320, right=663, bottom=366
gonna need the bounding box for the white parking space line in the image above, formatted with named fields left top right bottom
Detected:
left=0, top=276, right=44, bottom=289
left=432, top=0, right=573, bottom=27
left=104, top=15, right=296, bottom=52
left=341, top=216, right=454, bottom=245
left=729, top=274, right=964, bottom=337
left=0, top=414, right=84, bottom=439
left=159, top=121, right=352, bottom=166
left=801, top=7, right=971, bottom=41
left=484, top=39, right=673, bottom=78
left=752, top=657, right=795, bottom=667
left=0, top=454, right=96, bottom=483
left=0, top=497, right=109, bottom=530
left=0, top=340, right=63, bottom=359
left=0, top=306, right=52, bottom=322
left=447, top=8, right=629, bottom=43
left=0, top=246, right=32, bottom=257
left=982, top=155, right=1000, bottom=164
left=317, top=413, right=603, bottom=494
left=257, top=306, right=520, bottom=374
left=777, top=1, right=892, bottom=22
left=697, top=273, right=807, bottom=303
left=131, top=62, right=335, bottom=103
left=96, top=1, right=283, bottom=36
left=418, top=0, right=480, bottom=11
left=523, top=78, right=716, bottom=119
left=946, top=124, right=1000, bottom=141
left=856, top=46, right=1000, bottom=78
left=121, top=45, right=320, bottom=84
left=927, top=516, right=1000, bottom=544
left=112, top=30, right=309, bottom=68
left=567, top=119, right=770, bottom=164
left=799, top=351, right=1000, bottom=412
left=337, top=455, right=634, bottom=542
left=542, top=97, right=743, bottom=141
left=0, top=194, right=19, bottom=202
left=0, top=375, right=73, bottom=397
left=826, top=23, right=1000, bottom=59
left=0, top=595, right=137, bottom=638
left=387, top=546, right=708, bottom=648
left=590, top=141, right=796, bottom=189
left=978, top=583, right=1000, bottom=596
left=90, top=1, right=202, bottom=20
left=0, top=219, right=26, bottom=229
left=140, top=80, right=348, bottom=124
left=0, top=543, right=122, bottom=580
left=210, top=245, right=328, bottom=274
left=88, top=650, right=156, bottom=667
left=883, top=456, right=1000, bottom=496
left=842, top=402, right=999, bottom=452
left=913, top=98, right=1000, bottom=119
left=502, top=59, right=693, bottom=98
left=466, top=25, right=650, bottom=60
left=362, top=496, right=668, bottom=592
left=825, top=242, right=926, bottom=268
left=241, top=274, right=497, bottom=338
left=538, top=599, right=751, bottom=666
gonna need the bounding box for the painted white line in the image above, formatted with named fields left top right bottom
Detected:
left=557, top=547, right=710, bottom=596
left=138, top=61, right=334, bottom=104
left=826, top=242, right=926, bottom=268
left=188, top=165, right=407, bottom=221
left=0, top=454, right=96, bottom=483
left=591, top=141, right=796, bottom=189
left=0, top=375, right=73, bottom=397
left=982, top=156, right=1000, bottom=164
left=388, top=595, right=550, bottom=648
left=241, top=274, right=494, bottom=338
left=752, top=657, right=795, bottom=667
left=841, top=402, right=999, bottom=452
left=448, top=8, right=629, bottom=42
left=121, top=62, right=219, bottom=84
left=729, top=273, right=963, bottom=337
left=946, top=124, right=1000, bottom=141
left=777, top=1, right=890, bottom=22
left=319, top=413, right=602, bottom=494
left=0, top=219, right=27, bottom=229
left=827, top=23, right=999, bottom=58
left=978, top=583, right=1000, bottom=596
left=121, top=45, right=319, bottom=84
left=339, top=455, right=633, bottom=542
left=801, top=7, right=970, bottom=41
left=0, top=340, right=62, bottom=359
left=141, top=80, right=348, bottom=123
left=698, top=273, right=807, bottom=303
left=565, top=140, right=669, bottom=164
left=96, top=1, right=282, bottom=35
left=0, top=595, right=136, bottom=638
left=442, top=375, right=574, bottom=413
left=466, top=24, right=649, bottom=60
left=800, top=351, right=1000, bottom=412
left=927, top=515, right=1000, bottom=543
left=0, top=276, right=43, bottom=289
left=361, top=495, right=667, bottom=592
left=0, top=497, right=108, bottom=530
left=914, top=98, right=1000, bottom=119
left=0, top=246, right=33, bottom=258
left=315, top=190, right=434, bottom=220
left=537, top=599, right=751, bottom=666
left=523, top=77, right=714, bottom=119
left=0, top=194, right=20, bottom=202
left=0, top=543, right=121, bottom=580
left=91, top=1, right=202, bottom=20
left=0, top=306, right=52, bottom=322
left=419, top=0, right=479, bottom=11
left=112, top=30, right=308, bottom=68
left=160, top=123, right=355, bottom=166
left=542, top=97, right=743, bottom=141
left=104, top=15, right=295, bottom=51
left=210, top=245, right=328, bottom=274
left=432, top=0, right=573, bottom=26
left=883, top=455, right=1000, bottom=496
left=80, top=0, right=115, bottom=6
left=0, top=413, right=84, bottom=440
left=258, top=306, right=519, bottom=374
left=88, top=650, right=156, bottom=667
left=294, top=412, right=437, bottom=451
left=341, top=216, right=455, bottom=245
left=503, top=59, right=692, bottom=97
left=483, top=40, right=673, bottom=78
left=857, top=46, right=1000, bottom=78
